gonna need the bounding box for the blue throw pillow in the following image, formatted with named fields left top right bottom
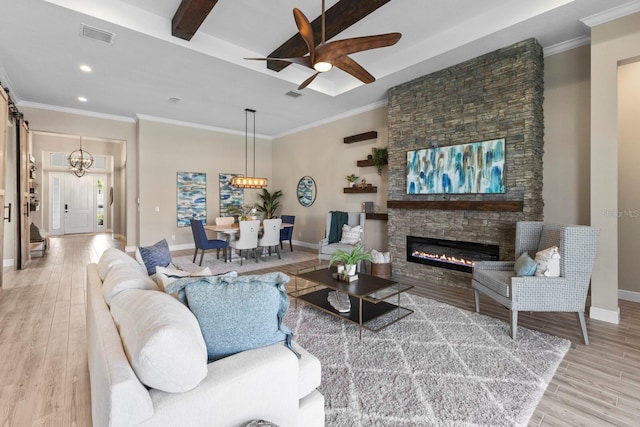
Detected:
left=138, top=239, right=171, bottom=275
left=514, top=252, right=537, bottom=277
left=179, top=272, right=294, bottom=360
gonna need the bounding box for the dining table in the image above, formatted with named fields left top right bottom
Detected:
left=203, top=222, right=294, bottom=262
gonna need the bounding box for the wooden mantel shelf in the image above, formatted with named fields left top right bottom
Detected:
left=387, top=200, right=523, bottom=212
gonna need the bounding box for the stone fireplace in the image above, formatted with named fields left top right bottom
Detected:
left=387, top=39, right=544, bottom=288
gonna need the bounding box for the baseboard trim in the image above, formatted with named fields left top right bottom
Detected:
left=619, top=289, right=640, bottom=303
left=3, top=259, right=15, bottom=267
left=589, top=305, right=620, bottom=324
left=291, top=239, right=318, bottom=250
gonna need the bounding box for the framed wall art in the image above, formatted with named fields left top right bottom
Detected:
left=219, top=173, right=244, bottom=216
left=177, top=172, right=206, bottom=227
left=406, top=138, right=505, bottom=194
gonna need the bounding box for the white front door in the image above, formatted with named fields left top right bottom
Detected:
left=50, top=173, right=96, bottom=235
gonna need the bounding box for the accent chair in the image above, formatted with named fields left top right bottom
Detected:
left=472, top=221, right=599, bottom=344
left=318, top=212, right=366, bottom=267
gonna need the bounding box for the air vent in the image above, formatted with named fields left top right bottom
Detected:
left=285, top=91, right=303, bottom=98
left=80, top=24, right=114, bottom=44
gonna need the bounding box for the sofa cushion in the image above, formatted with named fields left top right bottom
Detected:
left=97, top=247, right=143, bottom=280
left=514, top=252, right=537, bottom=277
left=110, top=289, right=208, bottom=393
left=136, top=238, right=172, bottom=275
left=102, top=263, right=158, bottom=305
left=171, top=272, right=293, bottom=360
left=161, top=270, right=238, bottom=305
left=535, top=246, right=561, bottom=277
left=155, top=266, right=213, bottom=292
left=339, top=224, right=361, bottom=245
left=319, top=242, right=361, bottom=256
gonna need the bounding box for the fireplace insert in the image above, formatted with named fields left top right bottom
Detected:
left=406, top=236, right=499, bottom=273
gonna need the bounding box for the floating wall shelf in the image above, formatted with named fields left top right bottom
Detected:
left=344, top=186, right=377, bottom=193
left=343, top=131, right=377, bottom=144
left=356, top=158, right=388, bottom=167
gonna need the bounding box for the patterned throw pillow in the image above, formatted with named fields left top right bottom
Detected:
left=136, top=239, right=172, bottom=275
left=339, top=224, right=362, bottom=245
left=535, top=246, right=561, bottom=277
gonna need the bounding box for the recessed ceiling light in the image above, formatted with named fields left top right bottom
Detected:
left=80, top=64, right=92, bottom=72
left=78, top=96, right=88, bottom=102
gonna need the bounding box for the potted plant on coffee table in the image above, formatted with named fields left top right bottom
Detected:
left=329, top=245, right=373, bottom=277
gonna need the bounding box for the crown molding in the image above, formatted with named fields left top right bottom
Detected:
left=17, top=101, right=136, bottom=123
left=543, top=35, right=590, bottom=57
left=580, top=0, right=640, bottom=27
left=273, top=99, right=388, bottom=140
left=135, top=114, right=272, bottom=140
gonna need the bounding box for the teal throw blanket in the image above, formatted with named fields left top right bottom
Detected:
left=328, top=211, right=349, bottom=244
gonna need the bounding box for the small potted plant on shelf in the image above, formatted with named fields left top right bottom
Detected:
left=346, top=173, right=359, bottom=188
left=329, top=245, right=373, bottom=278
left=373, top=147, right=388, bottom=175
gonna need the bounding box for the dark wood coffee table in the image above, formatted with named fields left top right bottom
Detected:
left=291, top=267, right=413, bottom=338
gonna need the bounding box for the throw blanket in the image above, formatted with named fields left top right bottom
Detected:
left=328, top=211, right=349, bottom=244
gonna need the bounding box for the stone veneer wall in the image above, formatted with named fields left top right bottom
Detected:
left=387, top=39, right=544, bottom=288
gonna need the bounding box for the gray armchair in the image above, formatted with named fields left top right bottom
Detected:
left=472, top=221, right=599, bottom=344
left=318, top=212, right=366, bottom=265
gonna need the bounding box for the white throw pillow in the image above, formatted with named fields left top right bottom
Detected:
left=97, top=248, right=142, bottom=280
left=110, top=289, right=208, bottom=393
left=535, top=246, right=561, bottom=277
left=155, top=266, right=213, bottom=292
left=339, top=224, right=362, bottom=245
left=102, top=263, right=159, bottom=305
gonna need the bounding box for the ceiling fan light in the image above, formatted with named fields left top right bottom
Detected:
left=313, top=61, right=332, bottom=72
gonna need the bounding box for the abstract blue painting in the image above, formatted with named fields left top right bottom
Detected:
left=177, top=172, right=206, bottom=227
left=219, top=173, right=244, bottom=216
left=406, top=138, right=505, bottom=194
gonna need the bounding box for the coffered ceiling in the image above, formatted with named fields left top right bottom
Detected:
left=0, top=0, right=637, bottom=137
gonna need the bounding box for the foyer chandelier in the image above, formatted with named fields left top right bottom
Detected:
left=232, top=108, right=267, bottom=189
left=68, top=137, right=94, bottom=177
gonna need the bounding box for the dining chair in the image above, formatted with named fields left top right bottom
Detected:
left=229, top=220, right=260, bottom=265
left=215, top=216, right=235, bottom=240
left=189, top=218, right=228, bottom=266
left=280, top=215, right=295, bottom=251
left=259, top=218, right=282, bottom=260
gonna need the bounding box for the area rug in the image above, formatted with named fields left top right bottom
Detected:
left=172, top=249, right=317, bottom=275
left=284, top=292, right=570, bottom=426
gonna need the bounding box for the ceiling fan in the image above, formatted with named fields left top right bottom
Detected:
left=246, top=0, right=401, bottom=90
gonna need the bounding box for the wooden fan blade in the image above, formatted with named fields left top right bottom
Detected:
left=245, top=56, right=312, bottom=68
left=298, top=72, right=320, bottom=90
left=332, top=56, right=375, bottom=84
left=293, top=8, right=315, bottom=65
left=316, top=32, right=401, bottom=62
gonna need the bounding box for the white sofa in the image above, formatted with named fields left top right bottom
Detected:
left=86, top=251, right=324, bottom=427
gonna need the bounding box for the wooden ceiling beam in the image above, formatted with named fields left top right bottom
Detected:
left=267, top=0, right=392, bottom=72
left=172, top=0, right=219, bottom=41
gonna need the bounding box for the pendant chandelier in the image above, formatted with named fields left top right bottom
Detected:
left=232, top=108, right=267, bottom=189
left=68, top=136, right=94, bottom=178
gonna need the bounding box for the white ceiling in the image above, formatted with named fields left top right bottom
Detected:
left=0, top=0, right=637, bottom=137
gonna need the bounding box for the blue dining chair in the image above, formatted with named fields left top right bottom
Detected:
left=280, top=215, right=295, bottom=251
left=190, top=218, right=228, bottom=266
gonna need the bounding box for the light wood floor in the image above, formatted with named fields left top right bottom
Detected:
left=1, top=234, right=638, bottom=426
